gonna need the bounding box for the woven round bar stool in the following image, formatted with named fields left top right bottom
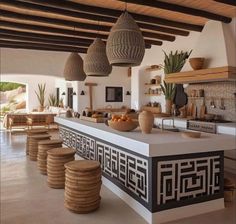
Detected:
left=37, top=139, right=63, bottom=175
left=26, top=129, right=48, bottom=155
left=47, top=148, right=76, bottom=189
left=28, top=134, right=51, bottom=161
left=64, top=160, right=102, bottom=213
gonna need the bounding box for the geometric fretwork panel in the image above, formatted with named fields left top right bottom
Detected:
left=59, top=127, right=149, bottom=203
left=157, top=156, right=221, bottom=206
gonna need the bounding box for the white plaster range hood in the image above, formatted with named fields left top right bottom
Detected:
left=165, top=19, right=236, bottom=84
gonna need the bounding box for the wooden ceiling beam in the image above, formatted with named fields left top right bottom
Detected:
left=16, top=0, right=203, bottom=32
left=1, top=0, right=189, bottom=36
left=0, top=34, right=91, bottom=48
left=0, top=33, right=152, bottom=49
left=0, top=9, right=175, bottom=41
left=214, top=0, right=236, bottom=6
left=0, top=40, right=88, bottom=53
left=0, top=27, right=162, bottom=46
left=119, top=0, right=232, bottom=23
left=0, top=18, right=170, bottom=42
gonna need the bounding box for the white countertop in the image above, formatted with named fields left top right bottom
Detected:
left=55, top=116, right=236, bottom=157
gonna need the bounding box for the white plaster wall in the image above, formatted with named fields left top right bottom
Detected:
left=131, top=18, right=236, bottom=112
left=55, top=66, right=131, bottom=114
left=131, top=31, right=200, bottom=111
left=1, top=74, right=57, bottom=111
left=1, top=48, right=68, bottom=77
left=0, top=48, right=131, bottom=113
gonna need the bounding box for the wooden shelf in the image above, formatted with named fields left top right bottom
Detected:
left=165, top=66, right=236, bottom=84
left=144, top=84, right=161, bottom=87
left=145, top=65, right=162, bottom=71
left=145, top=93, right=161, bottom=96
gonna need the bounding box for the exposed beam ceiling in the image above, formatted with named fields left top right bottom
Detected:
left=214, top=0, right=236, bottom=6
left=1, top=33, right=152, bottom=49
left=0, top=40, right=88, bottom=53
left=0, top=0, right=190, bottom=36
left=0, top=0, right=235, bottom=53
left=10, top=0, right=204, bottom=31
left=119, top=0, right=232, bottom=23
left=0, top=25, right=163, bottom=46
left=0, top=9, right=175, bottom=42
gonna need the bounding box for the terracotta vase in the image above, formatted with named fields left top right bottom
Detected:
left=138, top=111, right=154, bottom=134
left=38, top=106, right=44, bottom=112
left=165, top=99, right=172, bottom=114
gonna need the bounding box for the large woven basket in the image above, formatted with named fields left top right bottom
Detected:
left=108, top=120, right=138, bottom=132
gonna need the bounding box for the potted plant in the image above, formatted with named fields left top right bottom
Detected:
left=161, top=81, right=176, bottom=114
left=35, top=83, right=46, bottom=112
left=48, top=94, right=58, bottom=107
left=161, top=50, right=192, bottom=114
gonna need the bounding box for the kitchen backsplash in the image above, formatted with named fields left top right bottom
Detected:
left=186, top=82, right=236, bottom=121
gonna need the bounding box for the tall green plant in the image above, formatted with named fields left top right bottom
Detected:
left=35, top=83, right=46, bottom=107
left=161, top=81, right=176, bottom=100
left=161, top=50, right=192, bottom=100
left=163, top=50, right=192, bottom=74
left=48, top=94, right=58, bottom=106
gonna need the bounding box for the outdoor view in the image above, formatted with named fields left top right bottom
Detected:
left=0, top=82, right=27, bottom=119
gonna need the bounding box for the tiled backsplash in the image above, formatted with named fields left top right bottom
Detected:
left=186, top=82, right=236, bottom=121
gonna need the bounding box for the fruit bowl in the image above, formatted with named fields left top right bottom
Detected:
left=108, top=120, right=138, bottom=132
left=189, top=57, right=205, bottom=70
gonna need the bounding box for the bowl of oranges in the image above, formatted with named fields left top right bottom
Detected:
left=108, top=114, right=138, bottom=132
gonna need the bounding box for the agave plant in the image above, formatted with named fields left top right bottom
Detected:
left=35, top=83, right=46, bottom=107
left=163, top=50, right=192, bottom=74
left=161, top=81, right=176, bottom=100
left=48, top=94, right=58, bottom=106
left=161, top=50, right=192, bottom=99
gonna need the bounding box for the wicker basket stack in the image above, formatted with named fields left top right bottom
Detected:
left=28, top=134, right=51, bottom=161
left=26, top=129, right=48, bottom=155
left=37, top=139, right=63, bottom=175
left=64, top=160, right=101, bottom=213
left=47, top=148, right=76, bottom=189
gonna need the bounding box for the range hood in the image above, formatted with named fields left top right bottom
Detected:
left=165, top=19, right=236, bottom=84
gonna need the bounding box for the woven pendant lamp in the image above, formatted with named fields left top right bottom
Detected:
left=63, top=53, right=86, bottom=81
left=84, top=38, right=112, bottom=76
left=106, top=11, right=145, bottom=67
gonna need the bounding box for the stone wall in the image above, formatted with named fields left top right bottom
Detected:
left=186, top=82, right=236, bottom=121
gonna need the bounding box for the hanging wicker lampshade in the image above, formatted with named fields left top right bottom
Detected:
left=84, top=38, right=112, bottom=76
left=106, top=11, right=145, bottom=67
left=63, top=53, right=86, bottom=81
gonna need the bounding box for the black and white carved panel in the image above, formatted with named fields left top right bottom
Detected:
left=59, top=127, right=149, bottom=204
left=156, top=153, right=223, bottom=211
left=59, top=126, right=224, bottom=213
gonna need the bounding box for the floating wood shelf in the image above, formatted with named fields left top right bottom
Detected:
left=144, top=84, right=161, bottom=87
left=144, top=93, right=161, bottom=96
left=165, top=66, right=236, bottom=84
left=145, top=65, right=162, bottom=71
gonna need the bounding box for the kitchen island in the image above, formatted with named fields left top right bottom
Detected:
left=55, top=116, right=235, bottom=224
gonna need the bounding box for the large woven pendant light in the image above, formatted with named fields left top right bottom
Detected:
left=84, top=38, right=112, bottom=76
left=63, top=53, right=86, bottom=81
left=106, top=11, right=145, bottom=67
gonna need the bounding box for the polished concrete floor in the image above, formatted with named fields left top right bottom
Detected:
left=1, top=130, right=235, bottom=224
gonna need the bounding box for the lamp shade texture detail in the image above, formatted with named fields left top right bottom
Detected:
left=106, top=11, right=145, bottom=67
left=84, top=38, right=112, bottom=76
left=63, top=53, right=86, bottom=81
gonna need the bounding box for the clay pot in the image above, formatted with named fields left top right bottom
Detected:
left=189, top=57, right=205, bottom=70
left=165, top=99, right=173, bottom=115
left=38, top=106, right=44, bottom=112
left=138, top=111, right=154, bottom=134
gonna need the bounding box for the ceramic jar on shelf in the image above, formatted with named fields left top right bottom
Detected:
left=138, top=111, right=154, bottom=134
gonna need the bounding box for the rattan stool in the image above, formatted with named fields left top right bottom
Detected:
left=28, top=134, right=51, bottom=161
left=26, top=129, right=48, bottom=155
left=37, top=139, right=63, bottom=175
left=47, top=148, right=76, bottom=189
left=64, top=160, right=101, bottom=213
